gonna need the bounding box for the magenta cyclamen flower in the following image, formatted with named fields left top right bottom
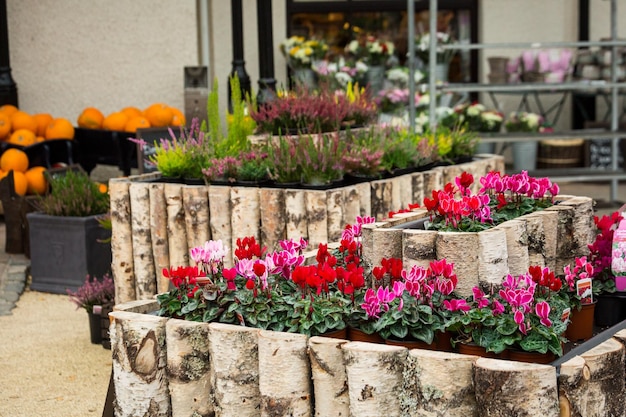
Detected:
left=472, top=287, right=490, bottom=308
left=443, top=299, right=470, bottom=312
left=535, top=301, right=552, bottom=327
left=514, top=309, right=528, bottom=335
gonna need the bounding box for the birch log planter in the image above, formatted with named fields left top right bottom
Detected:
left=111, top=155, right=502, bottom=303
left=111, top=300, right=626, bottom=417
left=360, top=195, right=595, bottom=298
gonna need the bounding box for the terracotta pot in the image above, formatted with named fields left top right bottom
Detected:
left=320, top=327, right=348, bottom=340
left=566, top=302, right=596, bottom=342
left=347, top=327, right=384, bottom=344
left=385, top=338, right=437, bottom=350
left=508, top=349, right=555, bottom=364
left=457, top=342, right=510, bottom=359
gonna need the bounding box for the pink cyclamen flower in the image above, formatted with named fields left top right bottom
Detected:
left=443, top=299, right=471, bottom=312
left=535, top=301, right=552, bottom=327
left=514, top=309, right=527, bottom=335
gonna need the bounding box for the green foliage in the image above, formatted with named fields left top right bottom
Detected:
left=36, top=169, right=109, bottom=217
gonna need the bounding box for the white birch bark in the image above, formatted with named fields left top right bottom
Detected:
left=129, top=182, right=156, bottom=299
left=149, top=183, right=171, bottom=294
left=285, top=189, right=308, bottom=242
left=422, top=169, right=443, bottom=198
left=355, top=182, right=371, bottom=217
left=410, top=172, right=424, bottom=207
left=343, top=185, right=361, bottom=226
left=402, top=349, right=478, bottom=417
left=207, top=185, right=232, bottom=267
left=494, top=218, right=529, bottom=277
left=473, top=357, right=559, bottom=417
left=231, top=186, right=261, bottom=261
left=259, top=187, right=287, bottom=253
left=258, top=330, right=312, bottom=417
left=343, top=342, right=407, bottom=417
left=110, top=311, right=170, bottom=417
left=402, top=229, right=437, bottom=270
left=305, top=190, right=328, bottom=250
left=477, top=228, right=509, bottom=288
left=164, top=182, right=189, bottom=268
left=308, top=336, right=350, bottom=417
left=557, top=356, right=590, bottom=417
left=109, top=178, right=136, bottom=304
left=326, top=188, right=345, bottom=243
left=436, top=232, right=480, bottom=298
left=370, top=179, right=392, bottom=221
left=182, top=185, right=210, bottom=251
left=166, top=319, right=213, bottom=417
left=208, top=323, right=260, bottom=417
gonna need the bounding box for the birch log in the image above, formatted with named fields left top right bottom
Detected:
left=371, top=228, right=404, bottom=271
left=110, top=311, right=170, bottom=417
left=343, top=342, right=407, bottom=417
left=258, top=330, right=312, bottom=417
left=129, top=182, right=156, bottom=299
left=546, top=204, right=576, bottom=273
left=577, top=338, right=625, bottom=416
left=402, top=349, right=478, bottom=417
left=326, top=188, right=345, bottom=243
left=208, top=323, right=260, bottom=417
left=398, top=174, right=414, bottom=210
left=402, top=229, right=437, bottom=270
left=422, top=169, right=443, bottom=198
left=523, top=211, right=548, bottom=268
left=436, top=232, right=480, bottom=298
left=473, top=358, right=559, bottom=417
left=557, top=356, right=590, bottom=417
left=494, top=219, right=529, bottom=277
left=305, top=190, right=328, bottom=249
left=440, top=164, right=465, bottom=189
left=260, top=187, right=287, bottom=253
left=208, top=185, right=232, bottom=267
left=231, top=186, right=261, bottom=254
left=149, top=183, right=171, bottom=294
left=390, top=176, right=402, bottom=213
left=166, top=319, right=213, bottom=417
left=109, top=178, right=136, bottom=304
left=286, top=189, right=308, bottom=242
left=410, top=172, right=424, bottom=207
left=308, top=336, right=350, bottom=417
left=343, top=185, right=361, bottom=225
left=477, top=228, right=509, bottom=288
left=371, top=179, right=392, bottom=221
left=164, top=183, right=189, bottom=268
left=182, top=185, right=210, bottom=251
left=355, top=182, right=371, bottom=217
left=557, top=196, right=595, bottom=256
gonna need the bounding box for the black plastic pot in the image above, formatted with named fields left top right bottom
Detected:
left=594, top=292, right=626, bottom=327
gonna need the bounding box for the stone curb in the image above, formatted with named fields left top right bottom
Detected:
left=0, top=256, right=30, bottom=316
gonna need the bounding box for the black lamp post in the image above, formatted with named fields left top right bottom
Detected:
left=229, top=0, right=251, bottom=110
left=256, top=0, right=276, bottom=105
left=0, top=0, right=18, bottom=107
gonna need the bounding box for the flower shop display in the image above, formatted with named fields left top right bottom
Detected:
left=27, top=168, right=112, bottom=294
left=346, top=35, right=395, bottom=94
left=67, top=274, right=115, bottom=345
left=312, top=58, right=368, bottom=91
left=504, top=111, right=547, bottom=172
left=280, top=36, right=328, bottom=89
left=414, top=31, right=457, bottom=82
left=563, top=256, right=596, bottom=341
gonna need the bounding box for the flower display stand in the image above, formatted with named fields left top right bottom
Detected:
left=108, top=155, right=504, bottom=304
left=109, top=299, right=626, bottom=417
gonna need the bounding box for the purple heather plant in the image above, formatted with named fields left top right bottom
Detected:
left=67, top=274, right=115, bottom=313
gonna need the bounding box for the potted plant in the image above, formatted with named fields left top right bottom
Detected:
left=295, top=131, right=346, bottom=186
left=444, top=266, right=569, bottom=362
left=280, top=36, right=328, bottom=89
left=588, top=211, right=626, bottom=326
left=341, top=127, right=385, bottom=179
left=67, top=274, right=115, bottom=345
left=563, top=256, right=597, bottom=342
left=27, top=168, right=112, bottom=294
left=264, top=134, right=302, bottom=185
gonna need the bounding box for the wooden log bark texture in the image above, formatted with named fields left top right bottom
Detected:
left=370, top=179, right=392, bottom=221
left=355, top=182, right=371, bottom=217
left=494, top=219, right=529, bottom=277
left=477, top=228, right=509, bottom=288
left=231, top=186, right=260, bottom=258
left=308, top=336, right=350, bottom=417
left=182, top=185, right=210, bottom=251
left=343, top=185, right=361, bottom=226
left=558, top=355, right=591, bottom=417
left=422, top=169, right=443, bottom=199
left=285, top=189, right=308, bottom=242
left=343, top=342, right=407, bottom=417
left=402, top=229, right=437, bottom=270
left=436, top=232, right=479, bottom=298
left=473, top=358, right=559, bottom=417
left=558, top=196, right=595, bottom=257
left=109, top=179, right=136, bottom=304
left=402, top=349, right=478, bottom=417
left=371, top=228, right=404, bottom=273
left=410, top=172, right=425, bottom=207
left=166, top=319, right=214, bottom=417
left=259, top=188, right=287, bottom=253
left=326, top=188, right=345, bottom=243
left=258, top=330, right=312, bottom=417
left=305, top=190, right=329, bottom=250
left=110, top=311, right=171, bottom=417
left=129, top=182, right=156, bottom=300
left=149, top=183, right=171, bottom=294
left=164, top=182, right=189, bottom=268
left=208, top=323, right=260, bottom=417
left=207, top=185, right=232, bottom=267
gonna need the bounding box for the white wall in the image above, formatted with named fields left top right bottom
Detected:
left=6, top=0, right=198, bottom=121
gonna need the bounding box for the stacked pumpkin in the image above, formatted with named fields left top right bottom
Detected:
left=0, top=104, right=75, bottom=146
left=77, top=103, right=186, bottom=133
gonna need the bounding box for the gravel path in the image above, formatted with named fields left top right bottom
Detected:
left=0, top=291, right=112, bottom=417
